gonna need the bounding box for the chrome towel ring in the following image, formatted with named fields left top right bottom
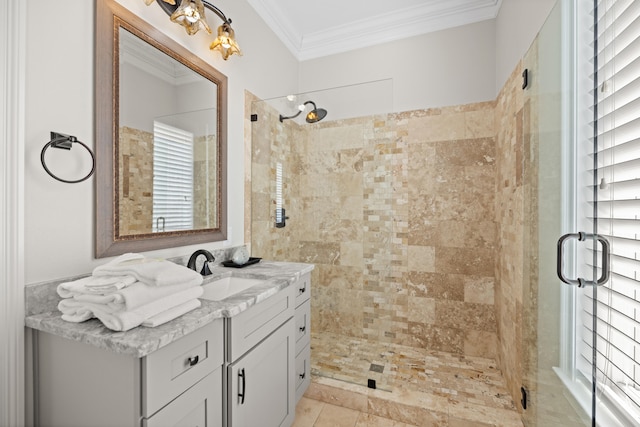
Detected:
left=40, top=132, right=95, bottom=184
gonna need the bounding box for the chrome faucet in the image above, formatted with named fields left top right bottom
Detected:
left=187, top=249, right=215, bottom=276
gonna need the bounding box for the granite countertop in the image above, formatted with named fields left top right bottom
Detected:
left=24, top=260, right=314, bottom=358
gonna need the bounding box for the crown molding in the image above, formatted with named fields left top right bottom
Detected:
left=246, top=0, right=304, bottom=55
left=249, top=0, right=502, bottom=61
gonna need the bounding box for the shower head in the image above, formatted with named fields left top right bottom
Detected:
left=305, top=102, right=327, bottom=123
left=279, top=100, right=327, bottom=123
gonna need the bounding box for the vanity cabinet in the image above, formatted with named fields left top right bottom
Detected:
left=293, top=273, right=311, bottom=403
left=224, top=283, right=297, bottom=427
left=32, top=320, right=224, bottom=427
left=28, top=268, right=314, bottom=427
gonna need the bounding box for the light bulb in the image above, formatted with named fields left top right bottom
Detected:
left=184, top=6, right=200, bottom=23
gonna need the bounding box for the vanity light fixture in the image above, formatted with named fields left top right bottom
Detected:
left=145, top=0, right=242, bottom=60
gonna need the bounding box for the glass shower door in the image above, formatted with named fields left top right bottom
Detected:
left=526, top=0, right=640, bottom=426
left=521, top=1, right=595, bottom=424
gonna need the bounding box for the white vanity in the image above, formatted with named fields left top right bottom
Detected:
left=25, top=261, right=313, bottom=427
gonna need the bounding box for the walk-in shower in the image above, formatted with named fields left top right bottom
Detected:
left=248, top=2, right=639, bottom=423
left=249, top=77, right=522, bottom=425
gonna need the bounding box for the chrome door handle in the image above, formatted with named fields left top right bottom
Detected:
left=557, top=232, right=610, bottom=287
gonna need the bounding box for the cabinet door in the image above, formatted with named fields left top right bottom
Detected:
left=228, top=319, right=294, bottom=427
left=144, top=367, right=222, bottom=427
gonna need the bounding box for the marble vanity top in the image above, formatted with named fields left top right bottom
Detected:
left=24, top=261, right=314, bottom=358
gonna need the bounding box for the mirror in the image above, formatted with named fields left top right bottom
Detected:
left=96, top=0, right=227, bottom=258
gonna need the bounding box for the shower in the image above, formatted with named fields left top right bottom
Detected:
left=249, top=78, right=520, bottom=424
left=279, top=100, right=327, bottom=123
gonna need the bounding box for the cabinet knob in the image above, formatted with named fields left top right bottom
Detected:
left=188, top=355, right=199, bottom=366
left=298, top=283, right=307, bottom=294
left=299, top=372, right=306, bottom=380
left=299, top=326, right=306, bottom=333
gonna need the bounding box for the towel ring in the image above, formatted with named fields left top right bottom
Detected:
left=41, top=132, right=95, bottom=184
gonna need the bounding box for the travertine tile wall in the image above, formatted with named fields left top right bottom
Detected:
left=400, top=105, right=498, bottom=356
left=193, top=134, right=219, bottom=230
left=118, top=126, right=154, bottom=236
left=494, top=61, right=526, bottom=406
left=249, top=98, right=499, bottom=359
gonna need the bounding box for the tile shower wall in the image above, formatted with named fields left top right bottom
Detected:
left=494, top=61, right=526, bottom=405
left=119, top=126, right=154, bottom=235
left=250, top=98, right=499, bottom=359
left=193, top=134, right=219, bottom=230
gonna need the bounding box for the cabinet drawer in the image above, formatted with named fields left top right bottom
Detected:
left=143, top=367, right=222, bottom=427
left=295, top=346, right=311, bottom=404
left=143, top=320, right=223, bottom=417
left=294, top=273, right=311, bottom=307
left=294, top=299, right=311, bottom=355
left=227, top=285, right=295, bottom=361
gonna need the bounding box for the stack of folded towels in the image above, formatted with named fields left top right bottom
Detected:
left=57, top=253, right=204, bottom=332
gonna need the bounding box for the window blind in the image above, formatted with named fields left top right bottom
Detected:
left=152, top=121, right=194, bottom=232
left=578, top=0, right=640, bottom=422
left=276, top=162, right=283, bottom=224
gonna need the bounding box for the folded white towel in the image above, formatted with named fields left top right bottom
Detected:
left=58, top=297, right=120, bottom=319
left=93, top=253, right=203, bottom=287
left=141, top=299, right=201, bottom=328
left=63, top=280, right=198, bottom=311
left=57, top=275, right=137, bottom=298
left=59, top=286, right=204, bottom=332
left=59, top=301, right=96, bottom=323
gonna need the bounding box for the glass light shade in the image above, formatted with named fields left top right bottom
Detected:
left=210, top=24, right=242, bottom=60
left=170, top=0, right=212, bottom=35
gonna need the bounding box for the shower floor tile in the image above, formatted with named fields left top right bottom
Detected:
left=309, top=332, right=522, bottom=426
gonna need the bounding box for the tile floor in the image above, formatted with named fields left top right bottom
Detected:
left=298, top=332, right=523, bottom=427
left=293, top=396, right=417, bottom=427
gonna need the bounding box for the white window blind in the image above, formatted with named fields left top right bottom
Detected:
left=152, top=121, right=194, bottom=232
left=276, top=162, right=283, bottom=224
left=579, top=0, right=640, bottom=422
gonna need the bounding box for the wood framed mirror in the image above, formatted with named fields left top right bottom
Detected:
left=95, top=0, right=227, bottom=258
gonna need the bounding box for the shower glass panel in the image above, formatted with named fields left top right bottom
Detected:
left=525, top=0, right=639, bottom=425
left=520, top=1, right=593, bottom=424
left=250, top=80, right=395, bottom=389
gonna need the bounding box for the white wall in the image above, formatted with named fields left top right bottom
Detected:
left=120, top=62, right=178, bottom=132
left=298, top=0, right=557, bottom=113
left=25, top=0, right=298, bottom=284
left=495, top=0, right=557, bottom=91
left=298, top=20, right=497, bottom=113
